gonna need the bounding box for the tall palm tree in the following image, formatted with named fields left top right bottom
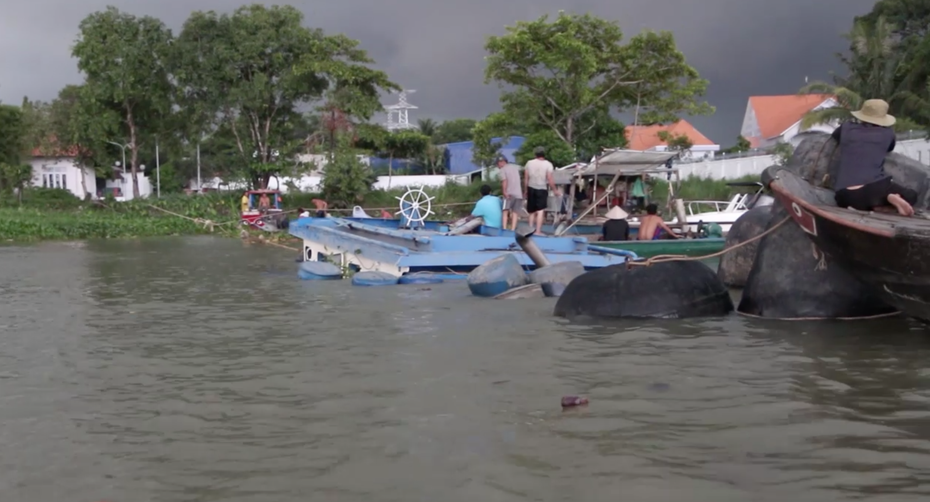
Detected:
left=417, top=118, right=437, bottom=138
left=799, top=16, right=910, bottom=130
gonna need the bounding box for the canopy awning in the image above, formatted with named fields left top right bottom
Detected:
left=552, top=149, right=679, bottom=184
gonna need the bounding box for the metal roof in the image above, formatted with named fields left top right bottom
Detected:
left=552, top=150, right=678, bottom=184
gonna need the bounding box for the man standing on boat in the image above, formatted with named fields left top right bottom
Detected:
left=832, top=99, right=918, bottom=216
left=496, top=155, right=524, bottom=231
left=524, top=147, right=558, bottom=235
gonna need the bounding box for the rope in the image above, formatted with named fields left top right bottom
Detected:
left=626, top=215, right=792, bottom=267
left=736, top=310, right=900, bottom=322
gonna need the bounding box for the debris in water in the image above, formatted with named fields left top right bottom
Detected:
left=561, top=395, right=588, bottom=408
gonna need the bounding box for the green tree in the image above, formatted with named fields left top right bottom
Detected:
left=173, top=4, right=397, bottom=189
left=657, top=130, right=694, bottom=158
left=321, top=136, right=376, bottom=207
left=382, top=130, right=430, bottom=177
left=0, top=105, right=26, bottom=166
left=417, top=118, right=437, bottom=137
left=482, top=12, right=711, bottom=152
left=721, top=136, right=751, bottom=155
left=772, top=142, right=794, bottom=166
left=72, top=6, right=174, bottom=197
left=432, top=118, right=477, bottom=144
left=800, top=16, right=927, bottom=134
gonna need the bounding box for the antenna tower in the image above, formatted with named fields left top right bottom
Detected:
left=385, top=89, right=418, bottom=131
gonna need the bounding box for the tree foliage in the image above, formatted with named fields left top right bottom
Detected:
left=800, top=10, right=930, bottom=135
left=721, top=136, right=751, bottom=155
left=657, top=131, right=694, bottom=158
left=72, top=6, right=174, bottom=197
left=0, top=105, right=26, bottom=166
left=172, top=4, right=398, bottom=189
left=478, top=12, right=711, bottom=164
left=432, top=118, right=477, bottom=144
left=320, top=136, right=376, bottom=207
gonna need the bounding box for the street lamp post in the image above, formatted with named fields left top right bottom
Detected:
left=106, top=141, right=127, bottom=174
left=155, top=137, right=161, bottom=198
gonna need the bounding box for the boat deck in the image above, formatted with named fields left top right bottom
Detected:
left=771, top=167, right=930, bottom=238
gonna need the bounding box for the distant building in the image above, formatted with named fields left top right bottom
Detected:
left=441, top=136, right=526, bottom=175
left=625, top=119, right=719, bottom=160
left=741, top=94, right=837, bottom=148
left=29, top=144, right=151, bottom=201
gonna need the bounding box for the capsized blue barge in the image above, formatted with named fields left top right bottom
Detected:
left=288, top=217, right=636, bottom=277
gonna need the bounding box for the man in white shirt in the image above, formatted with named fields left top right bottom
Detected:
left=523, top=147, right=558, bottom=234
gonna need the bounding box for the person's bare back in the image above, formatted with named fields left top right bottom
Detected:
left=637, top=204, right=679, bottom=241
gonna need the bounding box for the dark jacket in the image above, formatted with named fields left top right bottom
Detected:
left=832, top=121, right=896, bottom=190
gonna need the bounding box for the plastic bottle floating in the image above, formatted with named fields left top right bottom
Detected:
left=561, top=396, right=589, bottom=408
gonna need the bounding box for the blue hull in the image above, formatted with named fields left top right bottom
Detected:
left=289, top=217, right=636, bottom=277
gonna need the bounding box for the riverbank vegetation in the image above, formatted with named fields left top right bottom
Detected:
left=0, top=175, right=754, bottom=241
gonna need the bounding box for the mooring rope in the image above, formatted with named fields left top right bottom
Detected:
left=626, top=215, right=792, bottom=267
left=735, top=310, right=900, bottom=322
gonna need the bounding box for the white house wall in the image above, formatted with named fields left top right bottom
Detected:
left=29, top=157, right=95, bottom=199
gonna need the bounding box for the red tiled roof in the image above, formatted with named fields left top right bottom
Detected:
left=748, top=94, right=833, bottom=138
left=30, top=137, right=82, bottom=158
left=625, top=119, right=715, bottom=150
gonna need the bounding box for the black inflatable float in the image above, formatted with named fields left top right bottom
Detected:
left=553, top=261, right=734, bottom=319
left=738, top=196, right=897, bottom=319
left=717, top=206, right=773, bottom=287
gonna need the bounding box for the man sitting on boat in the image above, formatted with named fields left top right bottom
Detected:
left=601, top=206, right=630, bottom=241
left=258, top=192, right=271, bottom=210
left=638, top=203, right=680, bottom=241
left=311, top=198, right=328, bottom=217
left=470, top=184, right=503, bottom=228
left=832, top=99, right=918, bottom=216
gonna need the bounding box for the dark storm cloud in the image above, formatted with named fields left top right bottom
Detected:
left=0, top=0, right=878, bottom=144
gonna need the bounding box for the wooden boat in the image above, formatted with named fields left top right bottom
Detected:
left=595, top=237, right=725, bottom=258
left=766, top=164, right=930, bottom=322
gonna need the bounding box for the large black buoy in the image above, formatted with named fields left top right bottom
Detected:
left=737, top=204, right=897, bottom=319
left=717, top=206, right=774, bottom=287
left=553, top=261, right=734, bottom=319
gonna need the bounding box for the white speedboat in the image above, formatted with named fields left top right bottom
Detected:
left=672, top=182, right=773, bottom=234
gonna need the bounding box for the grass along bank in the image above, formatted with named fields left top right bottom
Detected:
left=0, top=176, right=757, bottom=241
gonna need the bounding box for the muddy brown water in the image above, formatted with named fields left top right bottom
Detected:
left=1, top=236, right=929, bottom=501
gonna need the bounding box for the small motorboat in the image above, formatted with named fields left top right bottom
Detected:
left=766, top=163, right=930, bottom=322
left=240, top=189, right=289, bottom=232
left=672, top=181, right=774, bottom=234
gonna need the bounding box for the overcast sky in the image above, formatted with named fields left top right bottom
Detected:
left=0, top=0, right=877, bottom=147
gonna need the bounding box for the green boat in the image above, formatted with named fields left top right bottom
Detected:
left=595, top=238, right=726, bottom=258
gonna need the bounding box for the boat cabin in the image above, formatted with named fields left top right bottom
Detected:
left=241, top=189, right=283, bottom=214
left=551, top=149, right=682, bottom=236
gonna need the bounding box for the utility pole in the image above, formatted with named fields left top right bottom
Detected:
left=155, top=137, right=161, bottom=198
left=196, top=142, right=201, bottom=194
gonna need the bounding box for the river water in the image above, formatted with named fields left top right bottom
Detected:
left=1, top=236, right=929, bottom=502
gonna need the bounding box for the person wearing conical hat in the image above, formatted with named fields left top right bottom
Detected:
left=601, top=205, right=630, bottom=241
left=833, top=99, right=918, bottom=216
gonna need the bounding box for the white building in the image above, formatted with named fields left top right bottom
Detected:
left=741, top=94, right=837, bottom=148
left=625, top=119, right=720, bottom=160
left=29, top=147, right=152, bottom=201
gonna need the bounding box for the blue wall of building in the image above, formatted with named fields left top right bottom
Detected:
left=442, top=136, right=525, bottom=175
left=365, top=135, right=526, bottom=176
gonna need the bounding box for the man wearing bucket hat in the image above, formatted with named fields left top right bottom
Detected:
left=601, top=205, right=630, bottom=241
left=832, top=99, right=918, bottom=216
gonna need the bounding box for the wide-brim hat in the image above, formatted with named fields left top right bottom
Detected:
left=605, top=206, right=628, bottom=220
left=851, top=99, right=896, bottom=127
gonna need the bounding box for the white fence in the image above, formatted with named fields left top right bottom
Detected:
left=196, top=174, right=469, bottom=193
left=673, top=138, right=930, bottom=180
